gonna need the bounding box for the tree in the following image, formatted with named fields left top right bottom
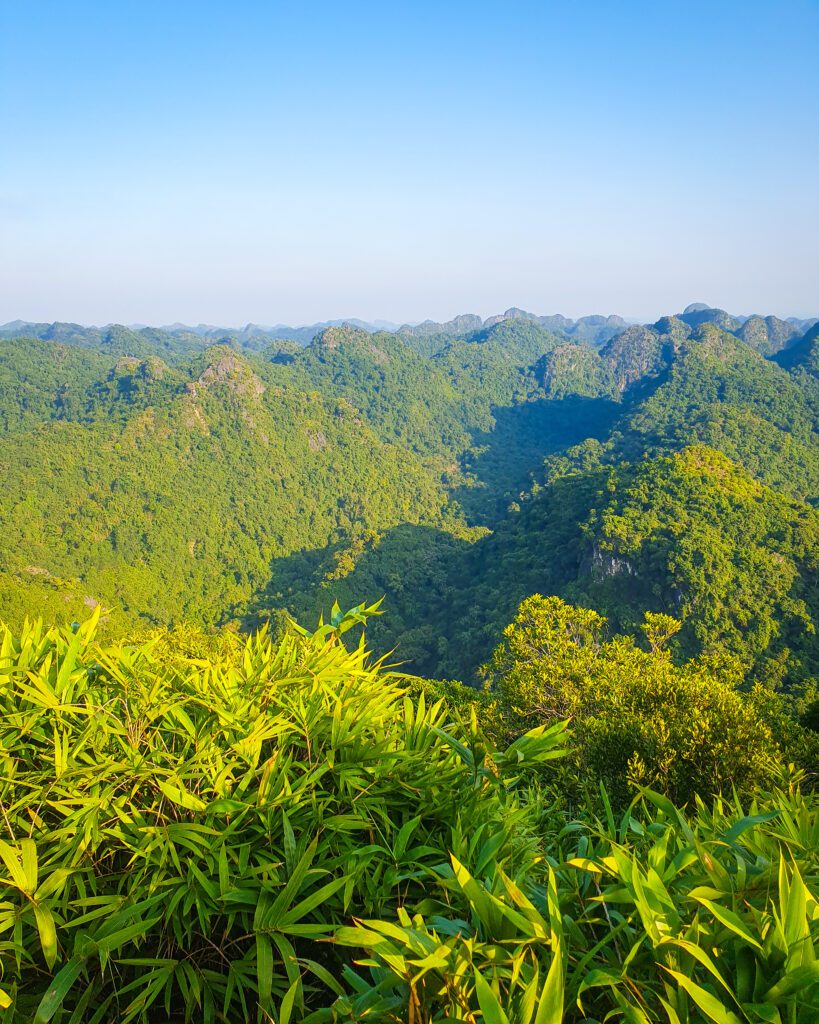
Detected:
left=485, top=594, right=783, bottom=805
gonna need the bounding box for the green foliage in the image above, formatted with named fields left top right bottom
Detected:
left=0, top=315, right=818, bottom=694
left=0, top=602, right=816, bottom=1021
left=332, top=439, right=817, bottom=687
left=332, top=783, right=819, bottom=1023
left=774, top=322, right=819, bottom=376
left=582, top=446, right=819, bottom=683
left=0, top=343, right=468, bottom=630
left=619, top=326, right=819, bottom=502
left=747, top=681, right=819, bottom=775
left=0, top=339, right=110, bottom=432
left=0, top=569, right=116, bottom=635
left=266, top=321, right=562, bottom=463
left=536, top=344, right=618, bottom=399
left=0, top=608, right=560, bottom=1020
left=2, top=309, right=819, bottom=1019
left=484, top=595, right=784, bottom=806
left=255, top=324, right=819, bottom=687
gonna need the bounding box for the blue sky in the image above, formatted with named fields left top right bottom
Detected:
left=2, top=0, right=818, bottom=326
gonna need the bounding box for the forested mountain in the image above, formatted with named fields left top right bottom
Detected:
left=1, top=304, right=817, bottom=693
left=0, top=339, right=473, bottom=630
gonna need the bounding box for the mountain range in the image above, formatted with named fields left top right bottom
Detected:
left=0, top=301, right=817, bottom=690
left=4, top=302, right=816, bottom=356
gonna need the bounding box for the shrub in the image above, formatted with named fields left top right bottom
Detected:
left=484, top=595, right=784, bottom=805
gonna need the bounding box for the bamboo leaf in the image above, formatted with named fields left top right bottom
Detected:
left=473, top=968, right=510, bottom=1024
left=662, top=968, right=743, bottom=1024
left=535, top=934, right=564, bottom=1024
left=692, top=896, right=763, bottom=949
left=34, top=957, right=86, bottom=1023
left=763, top=962, right=819, bottom=1002
left=34, top=903, right=58, bottom=969
left=156, top=778, right=207, bottom=811
left=256, top=933, right=273, bottom=1012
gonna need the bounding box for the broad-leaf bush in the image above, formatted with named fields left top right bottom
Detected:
left=484, top=595, right=784, bottom=806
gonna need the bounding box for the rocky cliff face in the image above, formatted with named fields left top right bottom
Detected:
left=590, top=542, right=637, bottom=580
left=192, top=350, right=266, bottom=399
left=600, top=326, right=672, bottom=391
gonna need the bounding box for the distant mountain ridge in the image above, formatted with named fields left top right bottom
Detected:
left=5, top=302, right=815, bottom=351
left=0, top=311, right=630, bottom=348
left=1, top=305, right=817, bottom=375
left=395, top=308, right=630, bottom=346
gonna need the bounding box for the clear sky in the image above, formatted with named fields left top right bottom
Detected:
left=2, top=0, right=818, bottom=326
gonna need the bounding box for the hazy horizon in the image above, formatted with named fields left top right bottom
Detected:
left=3, top=0, right=818, bottom=325
left=2, top=298, right=819, bottom=334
